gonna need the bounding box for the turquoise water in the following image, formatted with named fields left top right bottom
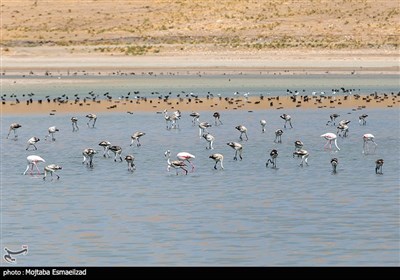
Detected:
left=1, top=104, right=399, bottom=266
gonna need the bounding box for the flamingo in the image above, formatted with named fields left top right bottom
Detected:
left=98, top=141, right=111, bottom=157
left=86, top=113, right=97, bottom=128
left=130, top=132, right=146, bottom=147
left=190, top=112, right=200, bottom=125
left=331, top=158, right=338, bottom=173
left=71, top=117, right=79, bottom=131
left=23, top=155, right=45, bottom=175
left=260, top=120, right=267, bottom=133
left=82, top=148, right=97, bottom=167
left=274, top=129, right=283, bottom=143
left=337, top=123, right=349, bottom=138
left=26, top=137, right=40, bottom=150
left=326, top=114, right=340, bottom=126
left=198, top=121, right=212, bottom=137
left=45, top=126, right=59, bottom=141
left=7, top=123, right=22, bottom=139
left=321, top=133, right=340, bottom=151
left=293, top=149, right=309, bottom=167
left=280, top=114, right=293, bottom=128
left=227, top=142, right=243, bottom=160
left=109, top=145, right=123, bottom=162
left=375, top=159, right=384, bottom=174
left=235, top=125, right=248, bottom=141
left=165, top=150, right=188, bottom=175
left=363, top=133, right=377, bottom=154
left=203, top=133, right=215, bottom=150
left=209, top=153, right=224, bottom=170
left=43, top=164, right=62, bottom=180
left=177, top=152, right=196, bottom=171
left=213, top=112, right=223, bottom=125
left=294, top=140, right=304, bottom=151
left=266, top=149, right=278, bottom=168
left=359, top=114, right=368, bottom=125
left=125, top=155, right=136, bottom=171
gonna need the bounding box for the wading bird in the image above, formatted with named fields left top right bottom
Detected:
left=363, top=133, right=377, bottom=154
left=198, top=121, right=212, bottom=137
left=43, top=164, right=62, bottom=180
left=82, top=148, right=97, bottom=167
left=165, top=150, right=188, bottom=175
left=203, top=133, right=215, bottom=150
left=293, top=149, right=309, bottom=167
left=260, top=120, right=267, bottom=133
left=375, top=159, right=384, bottom=174
left=331, top=158, right=338, bottom=174
left=209, top=153, right=224, bottom=170
left=109, top=145, right=123, bottom=162
left=227, top=142, right=243, bottom=160
left=125, top=155, right=136, bottom=171
left=71, top=117, right=79, bottom=131
left=26, top=137, right=40, bottom=150
left=321, top=133, right=340, bottom=151
left=98, top=141, right=111, bottom=157
left=130, top=132, right=146, bottom=147
left=45, top=126, right=59, bottom=141
left=326, top=114, right=340, bottom=126
left=235, top=125, right=248, bottom=141
left=274, top=129, right=283, bottom=143
left=7, top=123, right=22, bottom=139
left=280, top=114, right=293, bottom=128
left=177, top=152, right=196, bottom=171
left=86, top=113, right=97, bottom=128
left=266, top=149, right=278, bottom=168
left=213, top=112, right=223, bottom=125
left=23, top=155, right=45, bottom=175
left=359, top=114, right=368, bottom=125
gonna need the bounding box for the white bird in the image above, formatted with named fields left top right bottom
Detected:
left=23, top=155, right=45, bottom=175
left=375, top=159, right=384, bottom=174
left=109, top=145, right=123, bottom=162
left=274, top=129, right=283, bottom=143
left=98, top=141, right=111, bottom=157
left=235, top=125, right=248, bottom=141
left=213, top=112, right=223, bottom=125
left=177, top=151, right=196, bottom=171
left=321, top=133, right=340, bottom=151
left=45, top=126, right=59, bottom=141
left=130, top=132, right=146, bottom=147
left=260, top=120, right=267, bottom=133
left=227, top=142, right=243, bottom=160
left=43, top=164, right=62, bottom=180
left=266, top=149, right=278, bottom=168
left=293, top=149, right=309, bottom=167
left=280, top=114, right=293, bottom=128
left=82, top=148, right=97, bottom=167
left=125, top=155, right=136, bottom=171
left=363, top=133, right=377, bottom=154
left=165, top=150, right=188, bottom=175
left=331, top=158, right=338, bottom=173
left=198, top=121, right=212, bottom=137
left=26, top=137, right=40, bottom=150
left=7, top=123, right=22, bottom=139
left=209, top=153, right=224, bottom=170
left=203, top=133, right=215, bottom=150
left=71, top=117, right=79, bottom=132
left=86, top=113, right=97, bottom=128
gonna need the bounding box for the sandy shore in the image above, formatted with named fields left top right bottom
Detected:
left=1, top=93, right=398, bottom=116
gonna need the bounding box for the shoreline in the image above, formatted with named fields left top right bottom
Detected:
left=1, top=94, right=398, bottom=116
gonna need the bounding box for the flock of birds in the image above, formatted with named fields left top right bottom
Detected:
left=7, top=109, right=386, bottom=180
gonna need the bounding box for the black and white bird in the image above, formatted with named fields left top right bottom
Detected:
left=45, top=126, right=59, bottom=141
left=235, top=125, right=248, bottom=141
left=26, top=137, right=40, bottom=150
left=203, top=133, right=215, bottom=150
left=43, top=164, right=62, bottom=180
left=109, top=145, right=123, bottom=162
left=359, top=114, right=368, bottom=125
left=125, top=155, right=136, bottom=171
left=165, top=150, right=188, bottom=175
left=227, top=142, right=243, bottom=160
left=266, top=149, right=278, bottom=168
left=375, top=159, right=384, bottom=174
left=294, top=140, right=304, bottom=151
left=198, top=121, right=212, bottom=137
left=209, top=153, right=224, bottom=170
left=190, top=112, right=200, bottom=125
left=260, top=120, right=267, bottom=133
left=213, top=112, right=223, bottom=125
left=331, top=158, right=338, bottom=173
left=86, top=113, right=97, bottom=128
left=7, top=123, right=22, bottom=139
left=293, top=149, right=309, bottom=167
left=280, top=114, right=293, bottom=128
left=326, top=114, right=340, bottom=126
left=98, top=141, right=111, bottom=157
left=82, top=148, right=97, bottom=167
left=130, top=132, right=146, bottom=147
left=71, top=117, right=79, bottom=132
left=274, top=129, right=283, bottom=143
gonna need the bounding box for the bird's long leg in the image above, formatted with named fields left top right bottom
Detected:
left=23, top=164, right=30, bottom=175
left=137, top=139, right=141, bottom=147
left=92, top=118, right=97, bottom=128
left=181, top=166, right=188, bottom=175
left=234, top=150, right=238, bottom=160
left=220, top=159, right=224, bottom=169
left=289, top=121, right=293, bottom=128
left=214, top=162, right=218, bottom=170
left=82, top=155, right=87, bottom=164
left=245, top=132, right=248, bottom=141
left=33, top=162, right=41, bottom=174
left=334, top=139, right=340, bottom=151
left=187, top=160, right=195, bottom=171
left=238, top=149, right=243, bottom=160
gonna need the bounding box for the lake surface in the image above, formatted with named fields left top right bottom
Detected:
left=1, top=105, right=399, bottom=266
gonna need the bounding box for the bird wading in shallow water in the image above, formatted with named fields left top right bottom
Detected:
left=321, top=133, right=340, bottom=151
left=227, top=142, right=243, bottom=161
left=86, top=113, right=97, bottom=128
left=280, top=114, right=293, bottom=129
left=7, top=123, right=22, bottom=139
left=177, top=151, right=196, bottom=172
left=209, top=153, right=224, bottom=170
left=43, top=164, right=62, bottom=180
left=363, top=133, right=377, bottom=154
left=26, top=137, right=40, bottom=150
left=293, top=149, right=309, bottom=167
left=375, top=159, right=384, bottom=174
left=331, top=158, right=338, bottom=174
left=266, top=149, right=278, bottom=169
left=125, top=155, right=136, bottom=172
left=23, top=155, right=45, bottom=175
left=235, top=125, right=248, bottom=141
left=165, top=150, right=188, bottom=175
left=82, top=148, right=97, bottom=167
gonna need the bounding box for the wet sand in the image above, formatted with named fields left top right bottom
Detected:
left=1, top=93, right=398, bottom=115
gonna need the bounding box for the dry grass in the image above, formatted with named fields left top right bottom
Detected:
left=2, top=0, right=399, bottom=54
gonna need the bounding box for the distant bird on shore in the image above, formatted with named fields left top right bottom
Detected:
left=177, top=151, right=196, bottom=171
left=130, top=132, right=146, bottom=147
left=7, top=123, right=22, bottom=139
left=82, top=148, right=97, bottom=167
left=109, top=145, right=123, bottom=162
left=321, top=133, right=340, bottom=151
left=209, top=153, right=224, bottom=170
left=213, top=112, right=223, bottom=125
left=326, top=114, right=340, bottom=126
left=125, top=155, right=136, bottom=171
left=293, top=149, right=309, bottom=167
left=363, top=133, right=377, bottom=154
left=165, top=150, right=188, bottom=175
left=45, top=126, right=59, bottom=141
left=227, top=142, right=243, bottom=160
left=260, top=120, right=267, bottom=133
left=359, top=114, right=368, bottom=125
left=375, top=159, right=384, bottom=174
left=235, top=125, right=248, bottom=141
left=43, top=164, right=62, bottom=180
left=280, top=113, right=293, bottom=129
left=26, top=137, right=40, bottom=150
left=86, top=113, right=97, bottom=128
left=99, top=141, right=111, bottom=157
left=23, top=155, right=45, bottom=175
left=71, top=117, right=79, bottom=132
left=331, top=158, right=338, bottom=173
left=266, top=149, right=278, bottom=169
left=274, top=129, right=283, bottom=143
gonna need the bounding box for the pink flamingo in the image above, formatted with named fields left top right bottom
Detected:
left=321, top=133, right=340, bottom=151
left=23, top=155, right=45, bottom=175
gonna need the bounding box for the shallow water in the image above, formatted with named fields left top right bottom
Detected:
left=1, top=107, right=399, bottom=266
